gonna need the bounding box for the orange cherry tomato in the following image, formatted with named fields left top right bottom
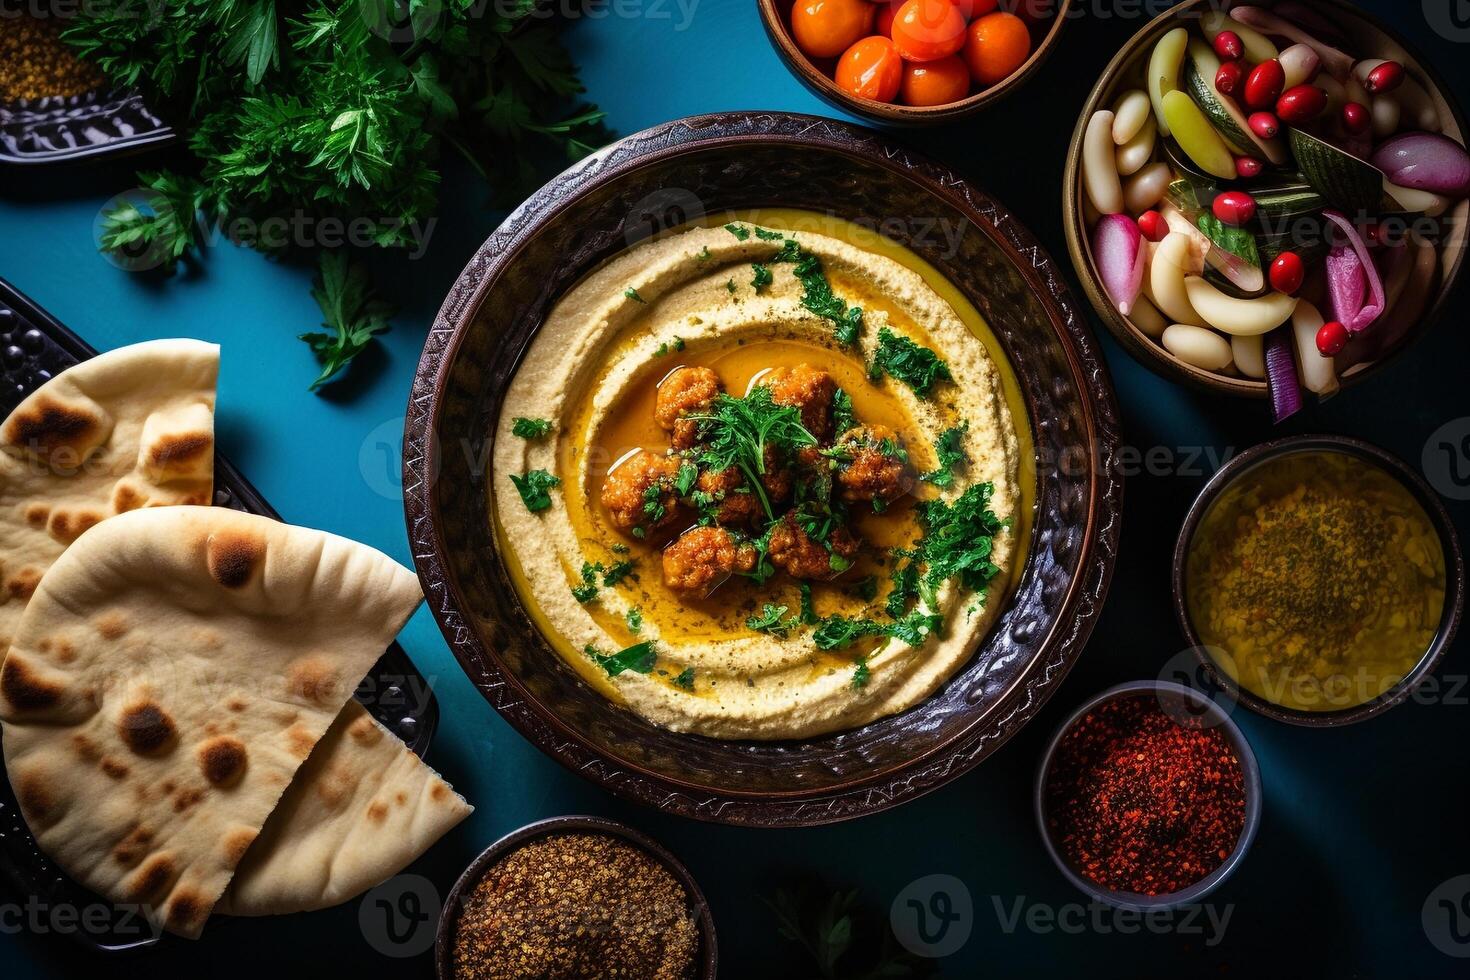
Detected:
left=875, top=1, right=898, bottom=37
left=953, top=0, right=998, bottom=19
left=791, top=0, right=877, bottom=60
left=835, top=35, right=904, bottom=102
left=899, top=54, right=972, bottom=106
left=889, top=0, right=967, bottom=63
left=963, top=11, right=1032, bottom=86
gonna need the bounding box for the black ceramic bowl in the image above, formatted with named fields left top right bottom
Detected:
left=433, top=816, right=717, bottom=980
left=403, top=111, right=1123, bottom=826
left=1173, top=434, right=1465, bottom=726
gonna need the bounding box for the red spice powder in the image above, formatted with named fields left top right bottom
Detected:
left=1043, top=694, right=1247, bottom=896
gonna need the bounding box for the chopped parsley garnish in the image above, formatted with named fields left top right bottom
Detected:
left=674, top=667, right=696, bottom=690
left=754, top=226, right=785, bottom=241
left=655, top=342, right=670, bottom=356
left=886, top=554, right=920, bottom=618
left=915, top=482, right=1006, bottom=595
left=674, top=337, right=686, bottom=351
left=828, top=552, right=853, bottom=573
left=791, top=251, right=862, bottom=346
left=511, top=417, right=553, bottom=440
left=642, top=482, right=668, bottom=524
left=674, top=461, right=699, bottom=496
left=589, top=641, right=657, bottom=677
left=799, top=583, right=818, bottom=624
left=691, top=489, right=718, bottom=526
left=725, top=223, right=751, bottom=241
left=922, top=422, right=969, bottom=487
left=831, top=388, right=857, bottom=436
left=737, top=527, right=777, bottom=586
left=603, top=560, right=635, bottom=586
left=851, top=657, right=871, bottom=690
left=751, top=262, right=773, bottom=291
left=746, top=603, right=796, bottom=638
left=697, top=246, right=711, bottom=262
left=812, top=609, right=944, bottom=652
left=869, top=328, right=952, bottom=397
left=624, top=287, right=646, bottom=303
left=572, top=561, right=603, bottom=603
left=690, top=387, right=817, bottom=521
left=726, top=278, right=738, bottom=294
left=626, top=607, right=643, bottom=633
left=877, top=437, right=908, bottom=463
left=509, top=470, right=560, bottom=512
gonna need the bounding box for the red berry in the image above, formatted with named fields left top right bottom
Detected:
left=1213, top=30, right=1244, bottom=61
left=1137, top=210, right=1167, bottom=242
left=1213, top=191, right=1257, bottom=226
left=1342, top=101, right=1371, bottom=135
left=1276, top=84, right=1328, bottom=125
left=1235, top=155, right=1264, bottom=179
left=1269, top=252, right=1305, bottom=294
left=1249, top=111, right=1280, bottom=139
left=1316, top=320, right=1348, bottom=357
left=1215, top=61, right=1245, bottom=97
left=1244, top=60, right=1285, bottom=111
left=1365, top=60, right=1404, bottom=94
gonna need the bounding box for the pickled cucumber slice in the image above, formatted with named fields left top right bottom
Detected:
left=1162, top=90, right=1237, bottom=179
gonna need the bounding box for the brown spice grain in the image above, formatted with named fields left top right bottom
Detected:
left=452, top=832, right=698, bottom=980
left=1, top=15, right=104, bottom=103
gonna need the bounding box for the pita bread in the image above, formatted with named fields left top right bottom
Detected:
left=216, top=699, right=471, bottom=916
left=0, top=339, right=218, bottom=653
left=0, top=506, right=423, bottom=938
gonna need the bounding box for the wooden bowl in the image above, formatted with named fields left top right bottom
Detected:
left=403, top=111, right=1123, bottom=827
left=1171, top=434, right=1465, bottom=726
left=1062, top=0, right=1470, bottom=397
left=434, top=816, right=717, bottom=980
left=757, top=0, right=1073, bottom=126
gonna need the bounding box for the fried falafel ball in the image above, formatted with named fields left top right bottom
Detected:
left=834, top=424, right=914, bottom=505
left=662, top=525, right=741, bottom=596
left=600, top=450, right=684, bottom=533
left=654, top=366, right=722, bottom=449
left=765, top=363, right=837, bottom=441
left=767, top=513, right=861, bottom=580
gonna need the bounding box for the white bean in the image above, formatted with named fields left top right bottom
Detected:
left=1278, top=44, right=1320, bottom=89
left=1291, top=300, right=1338, bottom=395
left=1151, top=234, right=1205, bottom=326
left=1231, top=334, right=1266, bottom=379
left=1083, top=110, right=1125, bottom=215
left=1386, top=180, right=1449, bottom=217
left=1115, top=116, right=1157, bottom=177
left=1123, top=162, right=1172, bottom=214
left=1162, top=324, right=1233, bottom=371
left=1129, top=292, right=1167, bottom=339
left=1372, top=95, right=1401, bottom=138
left=1112, top=89, right=1152, bottom=145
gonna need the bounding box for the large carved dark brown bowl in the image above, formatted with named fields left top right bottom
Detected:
left=403, top=112, right=1123, bottom=827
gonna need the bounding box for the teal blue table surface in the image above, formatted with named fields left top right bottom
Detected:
left=2, top=1, right=1468, bottom=976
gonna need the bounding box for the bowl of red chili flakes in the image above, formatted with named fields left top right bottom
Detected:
left=1034, top=681, right=1262, bottom=910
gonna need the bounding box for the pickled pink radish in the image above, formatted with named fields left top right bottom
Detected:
left=1092, top=214, right=1147, bottom=316
left=1323, top=210, right=1385, bottom=333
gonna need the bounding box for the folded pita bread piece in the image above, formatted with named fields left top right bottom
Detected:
left=0, top=506, right=423, bottom=938
left=216, top=699, right=472, bottom=916
left=0, top=339, right=218, bottom=652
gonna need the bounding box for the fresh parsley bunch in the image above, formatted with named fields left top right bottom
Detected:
left=65, top=0, right=606, bottom=389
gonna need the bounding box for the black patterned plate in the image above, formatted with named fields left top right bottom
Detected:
left=0, top=276, right=438, bottom=951
left=0, top=89, right=175, bottom=167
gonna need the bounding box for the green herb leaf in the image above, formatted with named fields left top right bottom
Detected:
left=602, top=560, right=635, bottom=586
left=746, top=603, right=795, bottom=637
left=590, top=641, right=657, bottom=677
left=724, top=223, right=751, bottom=241
left=512, top=417, right=554, bottom=439
left=300, top=250, right=395, bottom=391
left=851, top=657, right=871, bottom=690
left=751, top=262, right=773, bottom=291
left=510, top=469, right=560, bottom=512
left=624, top=287, right=646, bottom=303
left=674, top=462, right=699, bottom=496
left=626, top=607, right=643, bottom=633
left=916, top=482, right=1005, bottom=594
left=673, top=667, right=696, bottom=690
left=830, top=388, right=857, bottom=437
left=691, top=387, right=817, bottom=521
left=869, top=328, right=952, bottom=397
left=921, top=422, right=969, bottom=487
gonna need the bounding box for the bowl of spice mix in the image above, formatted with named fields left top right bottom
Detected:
left=0, top=11, right=173, bottom=165
left=1175, top=435, right=1464, bottom=726
left=437, top=816, right=716, bottom=980
left=1035, top=681, right=1262, bottom=910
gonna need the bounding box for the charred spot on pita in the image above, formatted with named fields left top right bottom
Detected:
left=4, top=396, right=102, bottom=455
left=205, top=529, right=265, bottom=588
left=197, top=736, right=248, bottom=787
left=119, top=701, right=177, bottom=755
left=0, top=654, right=64, bottom=711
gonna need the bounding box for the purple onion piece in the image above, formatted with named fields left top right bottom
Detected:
left=1371, top=132, right=1470, bottom=199
left=1322, top=210, right=1386, bottom=333
left=1265, top=328, right=1303, bottom=423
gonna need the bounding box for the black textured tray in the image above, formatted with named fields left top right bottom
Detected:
left=0, top=89, right=175, bottom=167
left=0, top=276, right=438, bottom=951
